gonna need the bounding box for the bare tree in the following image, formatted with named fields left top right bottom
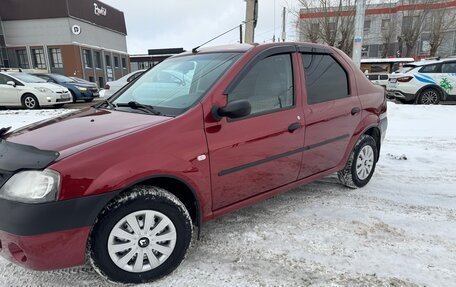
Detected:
left=429, top=8, right=456, bottom=56
left=380, top=1, right=396, bottom=57
left=400, top=0, right=433, bottom=57
left=297, top=0, right=356, bottom=55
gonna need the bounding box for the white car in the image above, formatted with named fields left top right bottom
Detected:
left=103, top=70, right=145, bottom=98
left=0, top=72, right=72, bottom=109
left=387, top=58, right=456, bottom=104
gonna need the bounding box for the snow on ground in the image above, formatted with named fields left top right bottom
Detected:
left=0, top=102, right=455, bottom=287
left=0, top=109, right=76, bottom=131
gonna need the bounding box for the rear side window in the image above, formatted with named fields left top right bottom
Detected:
left=379, top=75, right=389, bottom=80
left=302, top=53, right=349, bottom=104
left=441, top=62, right=456, bottom=73
left=228, top=54, right=294, bottom=115
left=368, top=75, right=378, bottom=80
left=419, top=64, right=441, bottom=73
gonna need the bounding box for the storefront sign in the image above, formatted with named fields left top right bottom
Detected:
left=94, top=3, right=107, bottom=16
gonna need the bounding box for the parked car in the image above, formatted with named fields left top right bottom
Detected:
left=387, top=58, right=456, bottom=104
left=0, top=72, right=72, bottom=109
left=103, top=70, right=145, bottom=98
left=69, top=76, right=99, bottom=89
left=367, top=73, right=389, bottom=88
left=34, top=73, right=99, bottom=103
left=0, top=43, right=387, bottom=284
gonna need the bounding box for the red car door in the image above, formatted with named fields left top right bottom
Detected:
left=297, top=48, right=362, bottom=179
left=204, top=47, right=305, bottom=210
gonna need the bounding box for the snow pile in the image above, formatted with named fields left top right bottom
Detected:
left=0, top=102, right=455, bottom=286
left=0, top=109, right=75, bottom=131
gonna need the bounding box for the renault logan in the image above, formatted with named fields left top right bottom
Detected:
left=0, top=43, right=387, bottom=284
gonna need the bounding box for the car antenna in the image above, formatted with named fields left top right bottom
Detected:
left=192, top=23, right=244, bottom=54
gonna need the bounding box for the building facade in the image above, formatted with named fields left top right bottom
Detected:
left=0, top=0, right=130, bottom=87
left=299, top=0, right=456, bottom=59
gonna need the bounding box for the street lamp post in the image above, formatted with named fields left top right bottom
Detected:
left=352, top=0, right=366, bottom=68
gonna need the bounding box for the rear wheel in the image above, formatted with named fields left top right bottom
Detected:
left=417, top=88, right=440, bottom=105
left=21, top=94, right=40, bottom=109
left=88, top=186, right=193, bottom=284
left=338, top=135, right=378, bottom=188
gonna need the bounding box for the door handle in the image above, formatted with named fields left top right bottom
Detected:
left=288, top=122, right=301, bottom=133
left=351, top=107, right=361, bottom=115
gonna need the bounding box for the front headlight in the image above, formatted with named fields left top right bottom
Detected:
left=77, top=87, right=88, bottom=91
left=0, top=170, right=60, bottom=203
left=34, top=87, right=53, bottom=93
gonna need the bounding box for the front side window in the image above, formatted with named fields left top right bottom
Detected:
left=302, top=53, right=349, bottom=104
left=32, top=48, right=46, bottom=69
left=228, top=54, right=294, bottom=115
left=49, top=48, right=63, bottom=68
left=112, top=52, right=241, bottom=116
left=16, top=49, right=29, bottom=69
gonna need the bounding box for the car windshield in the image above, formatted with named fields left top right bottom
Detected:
left=50, top=74, right=76, bottom=83
left=111, top=52, right=242, bottom=116
left=11, top=73, right=47, bottom=83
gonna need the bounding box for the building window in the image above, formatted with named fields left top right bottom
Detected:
left=105, top=54, right=111, bottom=67
left=16, top=49, right=29, bottom=69
left=94, top=51, right=102, bottom=69
left=31, top=48, right=46, bottom=69
left=381, top=19, right=390, bottom=30
left=83, top=49, right=93, bottom=68
left=49, top=48, right=63, bottom=68
left=364, top=20, right=371, bottom=31
left=98, top=77, right=104, bottom=87
left=114, top=56, right=119, bottom=68
left=328, top=22, right=336, bottom=33
left=122, top=57, right=127, bottom=69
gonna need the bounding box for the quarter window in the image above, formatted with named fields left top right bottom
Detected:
left=228, top=54, right=294, bottom=115
left=302, top=53, right=349, bottom=104
left=441, top=62, right=456, bottom=73
left=419, top=64, right=441, bottom=73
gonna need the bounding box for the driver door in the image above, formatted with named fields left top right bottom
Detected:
left=0, top=74, right=18, bottom=105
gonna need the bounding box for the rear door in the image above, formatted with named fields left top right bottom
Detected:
left=205, top=47, right=305, bottom=210
left=440, top=61, right=456, bottom=96
left=0, top=74, right=18, bottom=105
left=298, top=49, right=362, bottom=179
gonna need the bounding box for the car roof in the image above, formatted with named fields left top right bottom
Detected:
left=408, top=58, right=456, bottom=66
left=175, top=42, right=333, bottom=57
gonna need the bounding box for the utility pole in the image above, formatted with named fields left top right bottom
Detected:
left=281, top=7, right=286, bottom=42
left=352, top=0, right=366, bottom=68
left=245, top=0, right=258, bottom=44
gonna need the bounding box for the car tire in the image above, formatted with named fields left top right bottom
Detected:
left=54, top=104, right=65, bottom=109
left=338, top=134, right=378, bottom=188
left=417, top=88, right=440, bottom=105
left=88, top=186, right=193, bottom=284
left=70, top=91, right=78, bottom=103
left=21, top=94, right=40, bottom=110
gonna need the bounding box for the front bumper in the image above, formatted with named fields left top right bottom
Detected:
left=0, top=192, right=118, bottom=270
left=39, top=91, right=73, bottom=106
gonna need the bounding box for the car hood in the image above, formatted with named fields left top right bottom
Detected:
left=5, top=108, right=171, bottom=159
left=32, top=82, right=69, bottom=92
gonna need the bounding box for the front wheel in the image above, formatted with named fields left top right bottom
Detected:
left=21, top=94, right=40, bottom=109
left=338, top=135, right=378, bottom=188
left=88, top=186, right=193, bottom=284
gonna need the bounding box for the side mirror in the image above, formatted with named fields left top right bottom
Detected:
left=212, top=100, right=251, bottom=121
left=6, top=81, right=16, bottom=87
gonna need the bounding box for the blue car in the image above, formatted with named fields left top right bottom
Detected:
left=34, top=73, right=99, bottom=102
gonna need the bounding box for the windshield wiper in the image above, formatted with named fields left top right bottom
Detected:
left=94, top=99, right=116, bottom=110
left=116, top=101, right=162, bottom=115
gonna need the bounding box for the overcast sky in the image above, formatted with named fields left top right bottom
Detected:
left=103, top=0, right=301, bottom=54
